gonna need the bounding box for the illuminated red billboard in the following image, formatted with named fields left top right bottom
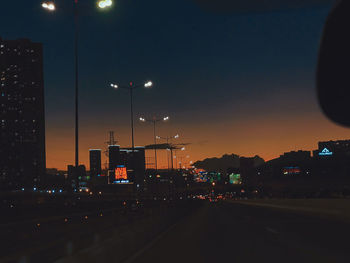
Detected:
left=115, top=166, right=128, bottom=180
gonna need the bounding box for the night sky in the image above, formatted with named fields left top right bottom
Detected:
left=2, top=0, right=347, bottom=170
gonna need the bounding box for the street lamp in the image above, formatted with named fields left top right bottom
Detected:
left=41, top=0, right=112, bottom=187
left=139, top=116, right=169, bottom=171
left=156, top=134, right=179, bottom=171
left=174, top=146, right=186, bottom=170
left=98, top=0, right=113, bottom=9
left=42, top=2, right=55, bottom=11
left=110, top=81, right=153, bottom=151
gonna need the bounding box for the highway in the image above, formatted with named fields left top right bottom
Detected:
left=128, top=201, right=350, bottom=263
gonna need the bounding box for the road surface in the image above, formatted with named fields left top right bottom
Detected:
left=128, top=201, right=350, bottom=263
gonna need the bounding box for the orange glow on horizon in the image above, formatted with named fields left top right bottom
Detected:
left=45, top=109, right=350, bottom=171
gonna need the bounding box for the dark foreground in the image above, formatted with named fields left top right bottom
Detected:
left=3, top=199, right=350, bottom=263
left=130, top=201, right=350, bottom=263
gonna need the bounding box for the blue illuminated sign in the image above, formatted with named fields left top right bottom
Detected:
left=319, top=148, right=333, bottom=156
left=113, top=180, right=130, bottom=184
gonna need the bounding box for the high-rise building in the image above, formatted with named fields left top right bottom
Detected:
left=108, top=145, right=120, bottom=170
left=89, top=149, right=101, bottom=177
left=0, top=37, right=46, bottom=190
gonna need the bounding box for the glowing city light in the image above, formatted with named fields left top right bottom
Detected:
left=110, top=83, right=118, bottom=89
left=42, top=2, right=56, bottom=11
left=139, top=117, right=146, bottom=122
left=319, top=147, right=333, bottom=156
left=163, top=116, right=169, bottom=121
left=98, top=0, right=113, bottom=9
left=144, top=81, right=153, bottom=88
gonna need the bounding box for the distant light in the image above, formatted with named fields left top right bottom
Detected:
left=110, top=83, right=118, bottom=89
left=98, top=0, right=112, bottom=9
left=139, top=117, right=145, bottom=122
left=42, top=2, right=55, bottom=11
left=163, top=116, right=169, bottom=121
left=144, top=81, right=153, bottom=88
left=33, top=187, right=37, bottom=191
left=59, top=189, right=62, bottom=193
left=156, top=136, right=161, bottom=139
left=21, top=188, right=24, bottom=191
left=181, top=147, right=185, bottom=151
left=174, top=134, right=179, bottom=138
left=319, top=147, right=333, bottom=156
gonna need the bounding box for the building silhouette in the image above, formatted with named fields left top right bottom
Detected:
left=0, top=37, right=46, bottom=190
left=89, top=149, right=102, bottom=178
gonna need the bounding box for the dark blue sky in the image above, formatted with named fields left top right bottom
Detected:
left=3, top=0, right=346, bottom=169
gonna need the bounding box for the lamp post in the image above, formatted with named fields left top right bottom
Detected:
left=174, top=146, right=186, bottom=170
left=156, top=134, right=179, bottom=171
left=140, top=116, right=169, bottom=171
left=110, top=81, right=153, bottom=152
left=41, top=0, right=112, bottom=187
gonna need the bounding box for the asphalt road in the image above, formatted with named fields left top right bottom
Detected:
left=129, top=201, right=350, bottom=263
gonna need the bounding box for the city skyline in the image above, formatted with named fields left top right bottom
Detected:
left=2, top=0, right=347, bottom=171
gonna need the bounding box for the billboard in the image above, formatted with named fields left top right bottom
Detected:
left=114, top=165, right=129, bottom=183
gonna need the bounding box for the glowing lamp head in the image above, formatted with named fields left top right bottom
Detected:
left=163, top=116, right=169, bottom=121
left=110, top=83, right=118, bottom=89
left=181, top=147, right=186, bottom=151
left=98, top=0, right=112, bottom=9
left=139, top=117, right=146, bottom=122
left=174, top=134, right=179, bottom=139
left=42, top=2, right=56, bottom=11
left=144, top=81, right=153, bottom=88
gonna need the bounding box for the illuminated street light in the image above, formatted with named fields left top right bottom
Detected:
left=139, top=116, right=170, bottom=170
left=42, top=2, right=55, bottom=11
left=110, top=81, right=152, bottom=151
left=98, top=0, right=113, bottom=9
left=156, top=134, right=180, bottom=170
left=42, top=0, right=112, bottom=189
left=144, top=81, right=153, bottom=88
